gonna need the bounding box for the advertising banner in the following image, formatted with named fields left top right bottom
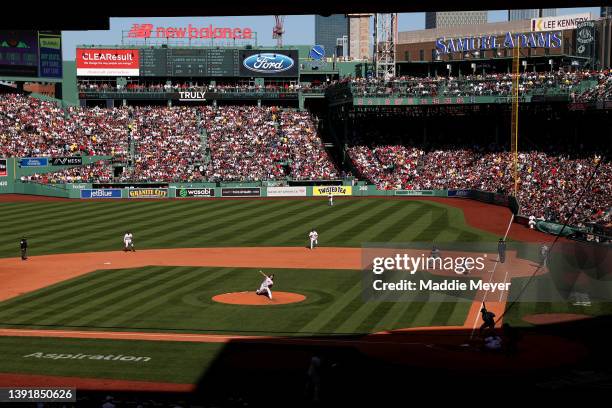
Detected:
left=239, top=50, right=299, bottom=77
left=51, top=157, right=83, bottom=166
left=77, top=49, right=140, bottom=76
left=221, top=187, right=261, bottom=197
left=0, top=159, right=6, bottom=177
left=575, top=20, right=595, bottom=59
left=447, top=189, right=472, bottom=198
left=531, top=13, right=591, bottom=32
left=176, top=188, right=215, bottom=198
left=80, top=189, right=122, bottom=199
left=267, top=186, right=307, bottom=197
left=313, top=186, right=352, bottom=196
left=394, top=190, right=434, bottom=196
left=128, top=188, right=168, bottom=198
left=0, top=31, right=39, bottom=77
left=19, top=157, right=48, bottom=167
left=38, top=31, right=62, bottom=78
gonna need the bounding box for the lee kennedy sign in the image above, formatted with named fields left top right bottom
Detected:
left=239, top=50, right=298, bottom=77
left=435, top=31, right=561, bottom=55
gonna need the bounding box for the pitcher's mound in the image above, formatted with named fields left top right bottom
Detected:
left=523, top=313, right=591, bottom=325
left=212, top=291, right=306, bottom=306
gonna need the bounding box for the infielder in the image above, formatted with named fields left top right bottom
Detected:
left=123, top=231, right=135, bottom=252
left=309, top=228, right=319, bottom=250
left=256, top=271, right=274, bottom=299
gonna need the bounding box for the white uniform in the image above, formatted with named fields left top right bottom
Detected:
left=123, top=233, right=133, bottom=250
left=256, top=276, right=274, bottom=299
left=309, top=231, right=318, bottom=249
left=528, top=215, right=536, bottom=229
left=328, top=194, right=334, bottom=206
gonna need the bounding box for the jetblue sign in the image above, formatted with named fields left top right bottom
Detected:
left=81, top=189, right=122, bottom=199
left=435, top=31, right=562, bottom=55
left=239, top=50, right=298, bottom=77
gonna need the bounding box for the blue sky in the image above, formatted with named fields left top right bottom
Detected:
left=62, top=7, right=600, bottom=60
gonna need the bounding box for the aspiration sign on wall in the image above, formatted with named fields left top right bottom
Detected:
left=435, top=31, right=562, bottom=55
left=77, top=49, right=140, bottom=76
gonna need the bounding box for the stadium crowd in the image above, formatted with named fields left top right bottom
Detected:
left=344, top=69, right=612, bottom=99
left=4, top=95, right=337, bottom=183
left=202, top=106, right=337, bottom=181
left=348, top=141, right=611, bottom=227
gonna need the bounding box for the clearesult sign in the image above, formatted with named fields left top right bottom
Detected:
left=77, top=49, right=140, bottom=76
left=51, top=157, right=83, bottom=166
left=128, top=188, right=168, bottom=199
left=0, top=159, right=6, bottom=176
left=80, top=189, right=122, bottom=199
left=531, top=13, right=591, bottom=32
left=313, top=186, right=352, bottom=196
left=177, top=188, right=215, bottom=198
left=221, top=187, right=261, bottom=197
left=267, top=186, right=307, bottom=197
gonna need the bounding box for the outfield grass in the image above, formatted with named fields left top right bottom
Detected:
left=0, top=266, right=471, bottom=335
left=0, top=336, right=224, bottom=384
left=0, top=198, right=496, bottom=258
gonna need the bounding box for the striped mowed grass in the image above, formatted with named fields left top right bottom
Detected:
left=0, top=266, right=472, bottom=335
left=0, top=198, right=495, bottom=334
left=0, top=198, right=495, bottom=258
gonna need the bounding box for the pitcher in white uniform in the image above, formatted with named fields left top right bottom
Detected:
left=256, top=271, right=274, bottom=299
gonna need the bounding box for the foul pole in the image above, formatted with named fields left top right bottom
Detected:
left=511, top=44, right=520, bottom=195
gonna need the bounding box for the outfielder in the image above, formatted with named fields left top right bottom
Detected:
left=328, top=193, right=334, bottom=207
left=309, top=228, right=319, bottom=250
left=123, top=231, right=135, bottom=252
left=256, top=271, right=274, bottom=299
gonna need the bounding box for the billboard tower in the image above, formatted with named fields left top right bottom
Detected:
left=373, top=13, right=397, bottom=78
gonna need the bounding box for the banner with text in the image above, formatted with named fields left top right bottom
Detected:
left=221, top=187, right=261, bottom=197
left=19, top=158, right=48, bottom=167
left=313, top=186, right=352, bottom=196
left=81, top=189, right=122, bottom=199
left=51, top=157, right=83, bottom=166
left=267, top=186, right=307, bottom=197
left=77, top=49, right=140, bottom=76
left=0, top=159, right=6, bottom=177
left=176, top=188, right=215, bottom=198
left=128, top=188, right=168, bottom=199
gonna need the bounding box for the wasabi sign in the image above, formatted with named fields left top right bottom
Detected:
left=435, top=31, right=562, bottom=55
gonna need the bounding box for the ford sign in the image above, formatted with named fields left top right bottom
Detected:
left=242, top=53, right=294, bottom=74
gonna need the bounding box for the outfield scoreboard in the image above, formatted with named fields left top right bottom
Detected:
left=77, top=48, right=298, bottom=77
left=0, top=31, right=62, bottom=78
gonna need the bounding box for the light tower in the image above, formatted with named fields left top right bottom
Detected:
left=273, top=15, right=285, bottom=47
left=373, top=13, right=397, bottom=79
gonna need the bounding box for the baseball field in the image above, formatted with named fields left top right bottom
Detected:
left=0, top=195, right=607, bottom=398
